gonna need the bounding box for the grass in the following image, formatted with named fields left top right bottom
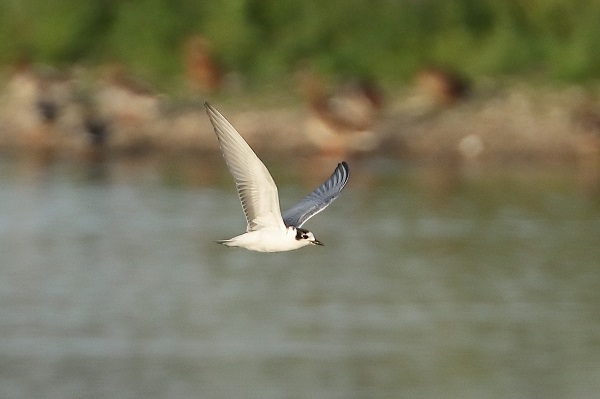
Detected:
left=2, top=0, right=600, bottom=92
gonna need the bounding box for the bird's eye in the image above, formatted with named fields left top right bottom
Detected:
left=303, top=235, right=309, bottom=239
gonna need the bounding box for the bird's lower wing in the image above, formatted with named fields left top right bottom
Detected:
left=282, top=162, right=349, bottom=228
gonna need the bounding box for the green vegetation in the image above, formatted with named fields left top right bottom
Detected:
left=2, top=0, right=600, bottom=91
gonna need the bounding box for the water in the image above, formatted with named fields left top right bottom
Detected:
left=0, top=156, right=599, bottom=399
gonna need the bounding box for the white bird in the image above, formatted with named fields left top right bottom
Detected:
left=205, top=102, right=349, bottom=252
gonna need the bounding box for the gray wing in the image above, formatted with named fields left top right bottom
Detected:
left=204, top=102, right=285, bottom=232
left=282, top=162, right=349, bottom=228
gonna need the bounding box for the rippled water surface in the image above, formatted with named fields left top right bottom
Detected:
left=0, top=157, right=599, bottom=399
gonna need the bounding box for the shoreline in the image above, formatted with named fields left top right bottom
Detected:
left=1, top=72, right=599, bottom=165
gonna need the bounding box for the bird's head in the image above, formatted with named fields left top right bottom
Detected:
left=294, top=227, right=324, bottom=246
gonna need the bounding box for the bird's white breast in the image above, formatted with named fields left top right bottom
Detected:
left=223, top=227, right=310, bottom=252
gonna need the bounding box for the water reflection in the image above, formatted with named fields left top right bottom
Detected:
left=0, top=157, right=599, bottom=399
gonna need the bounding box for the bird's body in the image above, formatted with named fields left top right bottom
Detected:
left=204, top=102, right=349, bottom=252
left=217, top=226, right=312, bottom=252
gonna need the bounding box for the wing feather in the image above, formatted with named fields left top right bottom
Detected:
left=282, top=162, right=349, bottom=227
left=205, top=103, right=285, bottom=231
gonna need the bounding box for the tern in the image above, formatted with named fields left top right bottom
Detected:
left=205, top=102, right=349, bottom=252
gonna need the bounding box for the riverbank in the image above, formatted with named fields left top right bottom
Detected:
left=1, top=67, right=599, bottom=165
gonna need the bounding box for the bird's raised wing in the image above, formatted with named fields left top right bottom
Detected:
left=205, top=103, right=285, bottom=232
left=282, top=162, right=349, bottom=228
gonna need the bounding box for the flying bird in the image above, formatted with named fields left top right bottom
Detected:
left=205, top=102, right=349, bottom=252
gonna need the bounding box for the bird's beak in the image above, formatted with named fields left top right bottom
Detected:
left=312, top=239, right=324, bottom=246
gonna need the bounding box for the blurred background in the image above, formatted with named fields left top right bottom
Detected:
left=0, top=1, right=599, bottom=398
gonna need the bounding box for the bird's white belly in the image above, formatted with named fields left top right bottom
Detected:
left=223, top=229, right=310, bottom=252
